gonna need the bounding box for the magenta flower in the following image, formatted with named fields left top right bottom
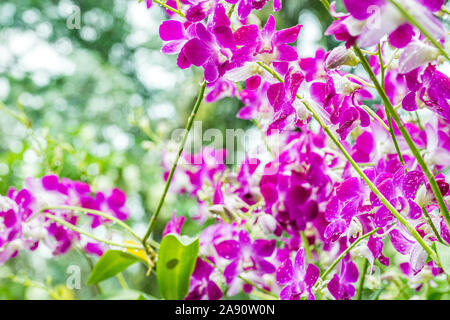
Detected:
left=266, top=67, right=305, bottom=133
left=233, top=15, right=302, bottom=68
left=326, top=0, right=445, bottom=49
left=276, top=248, right=320, bottom=300
left=299, top=48, right=326, bottom=82
left=237, top=82, right=272, bottom=120
left=324, top=178, right=363, bottom=242
left=327, top=255, right=359, bottom=300
left=163, top=211, right=186, bottom=236
left=205, top=78, right=236, bottom=103
left=390, top=228, right=428, bottom=273
left=182, top=5, right=235, bottom=82
left=402, top=64, right=450, bottom=121
left=159, top=5, right=235, bottom=82
left=234, top=0, right=282, bottom=20
left=215, top=230, right=276, bottom=284
left=310, top=71, right=372, bottom=140
left=0, top=175, right=131, bottom=263
left=186, top=258, right=223, bottom=300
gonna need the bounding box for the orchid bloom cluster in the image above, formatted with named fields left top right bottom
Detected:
left=2, top=0, right=449, bottom=301
left=153, top=0, right=450, bottom=300
left=0, top=175, right=129, bottom=264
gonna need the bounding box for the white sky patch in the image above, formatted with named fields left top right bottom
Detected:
left=297, top=11, right=322, bottom=57
left=147, top=102, right=176, bottom=119
left=0, top=29, right=75, bottom=81
left=135, top=48, right=178, bottom=90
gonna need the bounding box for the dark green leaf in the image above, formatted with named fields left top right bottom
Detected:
left=156, top=234, right=199, bottom=300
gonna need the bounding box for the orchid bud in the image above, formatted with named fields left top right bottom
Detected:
left=399, top=41, right=439, bottom=74
left=331, top=73, right=361, bottom=95
left=256, top=213, right=277, bottom=235
left=325, top=46, right=359, bottom=69
left=208, top=204, right=237, bottom=223
left=416, top=180, right=449, bottom=207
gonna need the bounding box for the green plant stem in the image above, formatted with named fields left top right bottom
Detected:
left=360, top=104, right=390, bottom=131
left=422, top=206, right=445, bottom=244
left=43, top=213, right=143, bottom=250
left=153, top=0, right=185, bottom=17
left=319, top=228, right=381, bottom=282
left=356, top=259, right=369, bottom=300
left=300, top=231, right=313, bottom=262
left=142, top=81, right=207, bottom=244
left=227, top=3, right=236, bottom=18
left=258, top=62, right=437, bottom=263
left=354, top=46, right=450, bottom=232
left=40, top=205, right=141, bottom=242
left=318, top=0, right=330, bottom=10
left=388, top=0, right=449, bottom=61
left=116, top=273, right=129, bottom=290
left=78, top=249, right=104, bottom=295
left=377, top=44, right=405, bottom=166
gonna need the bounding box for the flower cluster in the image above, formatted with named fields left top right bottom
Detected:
left=0, top=175, right=130, bottom=264
left=2, top=0, right=449, bottom=302
left=152, top=0, right=450, bottom=301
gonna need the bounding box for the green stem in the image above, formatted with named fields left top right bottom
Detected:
left=354, top=46, right=450, bottom=232
left=142, top=81, right=207, bottom=243
left=360, top=104, right=390, bottom=131
left=377, top=44, right=405, bottom=167
left=356, top=259, right=369, bottom=300
left=116, top=273, right=129, bottom=290
left=227, top=3, right=236, bottom=18
left=318, top=0, right=330, bottom=10
left=78, top=249, right=103, bottom=295
left=388, top=0, right=449, bottom=61
left=300, top=231, right=313, bottom=262
left=43, top=213, right=143, bottom=250
left=153, top=0, right=185, bottom=17
left=319, top=228, right=380, bottom=282
left=422, top=206, right=445, bottom=244
left=40, top=205, right=141, bottom=242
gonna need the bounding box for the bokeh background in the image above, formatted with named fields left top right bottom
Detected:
left=0, top=0, right=364, bottom=299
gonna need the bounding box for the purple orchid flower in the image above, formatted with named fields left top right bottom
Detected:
left=327, top=0, right=445, bottom=49
left=310, top=71, right=372, bottom=140
left=232, top=15, right=302, bottom=71
left=163, top=211, right=186, bottom=236
left=266, top=67, right=305, bottom=133
left=160, top=5, right=235, bottom=82
left=234, top=0, right=282, bottom=20
left=276, top=248, right=320, bottom=300
left=327, top=255, right=359, bottom=300
left=237, top=82, right=272, bottom=120
left=215, top=230, right=276, bottom=285
left=390, top=228, right=428, bottom=273
left=186, top=258, right=223, bottom=300
left=402, top=64, right=450, bottom=121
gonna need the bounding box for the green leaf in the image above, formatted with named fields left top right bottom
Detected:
left=156, top=234, right=199, bottom=300
left=88, top=250, right=139, bottom=285
left=433, top=242, right=450, bottom=275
